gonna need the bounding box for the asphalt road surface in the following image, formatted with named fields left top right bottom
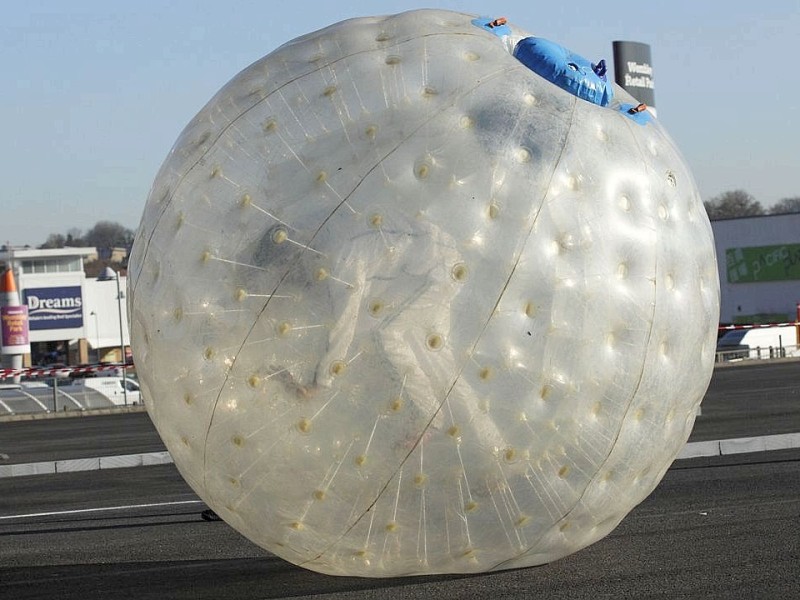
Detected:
left=2, top=451, right=798, bottom=600
left=691, top=360, right=800, bottom=441
left=1, top=360, right=799, bottom=598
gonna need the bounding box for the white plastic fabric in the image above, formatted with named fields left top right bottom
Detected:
left=128, top=9, right=720, bottom=577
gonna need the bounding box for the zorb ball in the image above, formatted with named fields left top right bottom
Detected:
left=129, top=10, right=719, bottom=577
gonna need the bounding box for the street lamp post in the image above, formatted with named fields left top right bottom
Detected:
left=99, top=266, right=128, bottom=406
left=90, top=310, right=100, bottom=362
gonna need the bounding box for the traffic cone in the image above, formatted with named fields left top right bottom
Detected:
left=0, top=268, right=21, bottom=306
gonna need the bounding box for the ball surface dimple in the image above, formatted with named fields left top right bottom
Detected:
left=129, top=9, right=719, bottom=578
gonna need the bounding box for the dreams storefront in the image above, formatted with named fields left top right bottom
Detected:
left=0, top=246, right=129, bottom=366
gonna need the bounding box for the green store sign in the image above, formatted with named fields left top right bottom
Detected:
left=726, top=244, right=800, bottom=283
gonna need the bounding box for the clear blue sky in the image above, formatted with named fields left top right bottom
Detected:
left=3, top=0, right=798, bottom=247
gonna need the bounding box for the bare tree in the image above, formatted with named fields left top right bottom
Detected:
left=768, top=196, right=800, bottom=215
left=65, top=228, right=84, bottom=246
left=704, top=190, right=764, bottom=220
left=38, top=233, right=66, bottom=249
left=83, top=221, right=135, bottom=250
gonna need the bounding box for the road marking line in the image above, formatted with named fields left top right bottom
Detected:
left=0, top=500, right=204, bottom=521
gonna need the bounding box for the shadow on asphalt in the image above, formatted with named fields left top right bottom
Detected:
left=1, top=557, right=481, bottom=600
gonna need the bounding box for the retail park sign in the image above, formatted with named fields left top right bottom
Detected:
left=726, top=244, right=800, bottom=283
left=23, top=286, right=84, bottom=330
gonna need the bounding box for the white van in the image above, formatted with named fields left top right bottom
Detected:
left=56, top=376, right=142, bottom=406
left=717, top=325, right=799, bottom=359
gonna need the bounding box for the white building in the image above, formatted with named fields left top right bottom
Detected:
left=710, top=213, right=800, bottom=324
left=0, top=246, right=129, bottom=365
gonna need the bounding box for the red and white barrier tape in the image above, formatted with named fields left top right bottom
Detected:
left=719, top=322, right=800, bottom=331
left=0, top=363, right=130, bottom=381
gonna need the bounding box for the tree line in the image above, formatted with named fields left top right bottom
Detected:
left=38, top=221, right=134, bottom=251
left=703, top=191, right=800, bottom=221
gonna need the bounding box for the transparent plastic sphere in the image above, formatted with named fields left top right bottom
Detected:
left=129, top=9, right=719, bottom=577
